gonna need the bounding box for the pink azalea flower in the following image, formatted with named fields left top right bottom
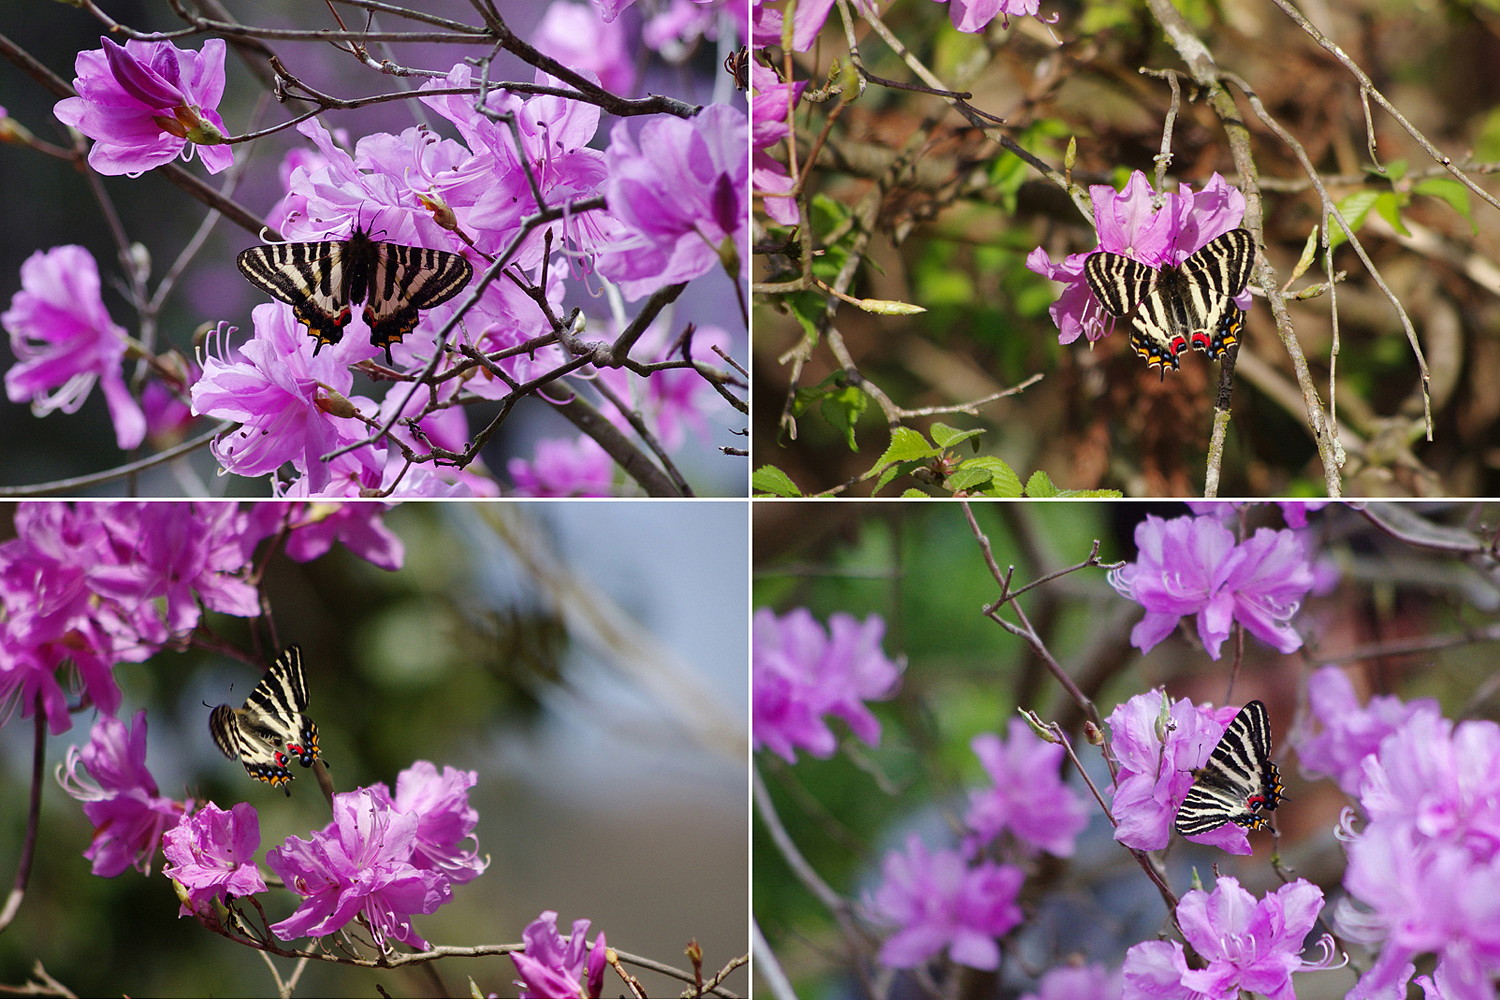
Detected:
left=58, top=710, right=188, bottom=877
left=86, top=502, right=260, bottom=645
left=536, top=2, right=635, bottom=95
left=162, top=801, right=267, bottom=915
left=1027, top=171, right=1249, bottom=351
left=752, top=607, right=904, bottom=763
left=935, top=0, right=1043, bottom=32
left=1337, top=712, right=1500, bottom=996
left=263, top=501, right=407, bottom=571
left=1124, top=877, right=1332, bottom=1000
left=1106, top=691, right=1255, bottom=855
left=511, top=911, right=607, bottom=1000
left=189, top=304, right=366, bottom=494
left=964, top=718, right=1088, bottom=857
left=508, top=436, right=615, bottom=498
left=1294, top=665, right=1441, bottom=797
left=1107, top=513, right=1314, bottom=659
left=266, top=786, right=453, bottom=952
left=54, top=36, right=231, bottom=177
left=1020, top=963, right=1122, bottom=1000
left=866, top=835, right=1024, bottom=970
left=372, top=762, right=487, bottom=886
left=750, top=60, right=805, bottom=226
left=750, top=0, right=839, bottom=50
left=596, top=102, right=748, bottom=300
left=3, top=244, right=145, bottom=451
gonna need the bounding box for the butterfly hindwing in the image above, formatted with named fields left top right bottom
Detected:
left=209, top=645, right=322, bottom=796
left=1173, top=699, right=1286, bottom=837
left=237, top=227, right=473, bottom=359
left=1083, top=228, right=1254, bottom=371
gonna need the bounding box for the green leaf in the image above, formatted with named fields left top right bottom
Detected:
left=959, top=457, right=1021, bottom=497
left=1414, top=177, right=1475, bottom=232
left=874, top=460, right=917, bottom=494
left=929, top=422, right=984, bottom=450
left=752, top=465, right=803, bottom=497
left=821, top=383, right=869, bottom=451
left=1330, top=189, right=1381, bottom=249
left=1371, top=190, right=1409, bottom=237
left=877, top=426, right=940, bottom=466
left=900, top=487, right=931, bottom=498
left=1024, top=470, right=1059, bottom=497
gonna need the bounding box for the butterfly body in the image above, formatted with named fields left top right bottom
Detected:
left=1083, top=228, right=1254, bottom=372
left=1173, top=699, right=1286, bottom=837
left=209, top=645, right=322, bottom=795
left=237, top=227, right=474, bottom=360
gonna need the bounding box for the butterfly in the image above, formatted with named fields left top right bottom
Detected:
left=209, top=645, right=322, bottom=795
left=1173, top=699, right=1286, bottom=837
left=237, top=225, right=474, bottom=362
left=1083, top=228, right=1255, bottom=373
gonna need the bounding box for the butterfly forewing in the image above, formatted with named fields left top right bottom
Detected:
left=208, top=645, right=322, bottom=796
left=237, top=227, right=473, bottom=359
left=1173, top=699, right=1286, bottom=837
left=1082, top=228, right=1254, bottom=371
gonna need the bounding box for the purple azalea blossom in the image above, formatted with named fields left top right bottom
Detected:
left=536, top=1, right=635, bottom=95
left=1107, top=691, right=1255, bottom=855
left=266, top=786, right=453, bottom=952
left=1184, top=500, right=1329, bottom=529
left=1124, top=877, right=1332, bottom=1000
left=750, top=60, right=805, bottom=226
left=1026, top=171, right=1249, bottom=352
left=190, top=304, right=368, bottom=494
left=643, top=0, right=734, bottom=54
left=1336, top=711, right=1500, bottom=997
left=1294, top=665, right=1441, bottom=798
left=964, top=718, right=1088, bottom=857
left=597, top=102, right=748, bottom=301
left=1107, top=513, right=1313, bottom=659
left=750, top=0, right=839, bottom=50
left=269, top=502, right=407, bottom=571
left=935, top=0, right=1043, bottom=32
left=58, top=710, right=188, bottom=877
left=0, top=504, right=164, bottom=733
left=3, top=244, right=145, bottom=451
left=866, top=835, right=1024, bottom=970
left=161, top=801, right=267, bottom=915
left=589, top=0, right=636, bottom=22
left=1020, top=963, right=1122, bottom=1000
left=592, top=320, right=733, bottom=452
left=508, top=436, right=615, bottom=498
left=511, top=910, right=608, bottom=1000
left=54, top=36, right=231, bottom=177
left=752, top=607, right=904, bottom=763
left=371, top=761, right=488, bottom=886
left=86, top=503, right=260, bottom=646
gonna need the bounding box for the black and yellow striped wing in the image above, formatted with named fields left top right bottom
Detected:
left=209, top=645, right=322, bottom=795
left=237, top=227, right=473, bottom=360
left=1173, top=699, right=1286, bottom=837
left=1083, top=228, right=1254, bottom=371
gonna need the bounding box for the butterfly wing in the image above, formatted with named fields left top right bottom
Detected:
left=1176, top=228, right=1255, bottom=359
left=208, top=645, right=321, bottom=795
left=1173, top=699, right=1285, bottom=836
left=1084, top=250, right=1186, bottom=370
left=361, top=240, right=474, bottom=356
left=236, top=243, right=353, bottom=351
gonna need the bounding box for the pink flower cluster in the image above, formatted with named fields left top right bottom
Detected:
left=0, top=502, right=400, bottom=736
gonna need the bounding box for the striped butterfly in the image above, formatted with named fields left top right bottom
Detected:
left=1173, top=699, right=1286, bottom=837
left=237, top=225, right=474, bottom=362
left=209, top=645, right=322, bottom=796
left=1083, top=229, right=1255, bottom=373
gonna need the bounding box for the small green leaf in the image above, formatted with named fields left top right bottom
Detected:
left=900, top=487, right=930, bottom=498
left=851, top=297, right=926, bottom=315
left=1414, top=177, right=1474, bottom=232
left=1024, top=470, right=1059, bottom=497
left=945, top=463, right=995, bottom=492
left=821, top=383, right=868, bottom=451
left=877, top=426, right=940, bottom=466
left=1289, top=226, right=1321, bottom=283
left=929, top=422, right=984, bottom=450
left=1371, top=191, right=1408, bottom=236
left=959, top=457, right=1021, bottom=497
left=1330, top=189, right=1381, bottom=249
left=752, top=465, right=803, bottom=497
